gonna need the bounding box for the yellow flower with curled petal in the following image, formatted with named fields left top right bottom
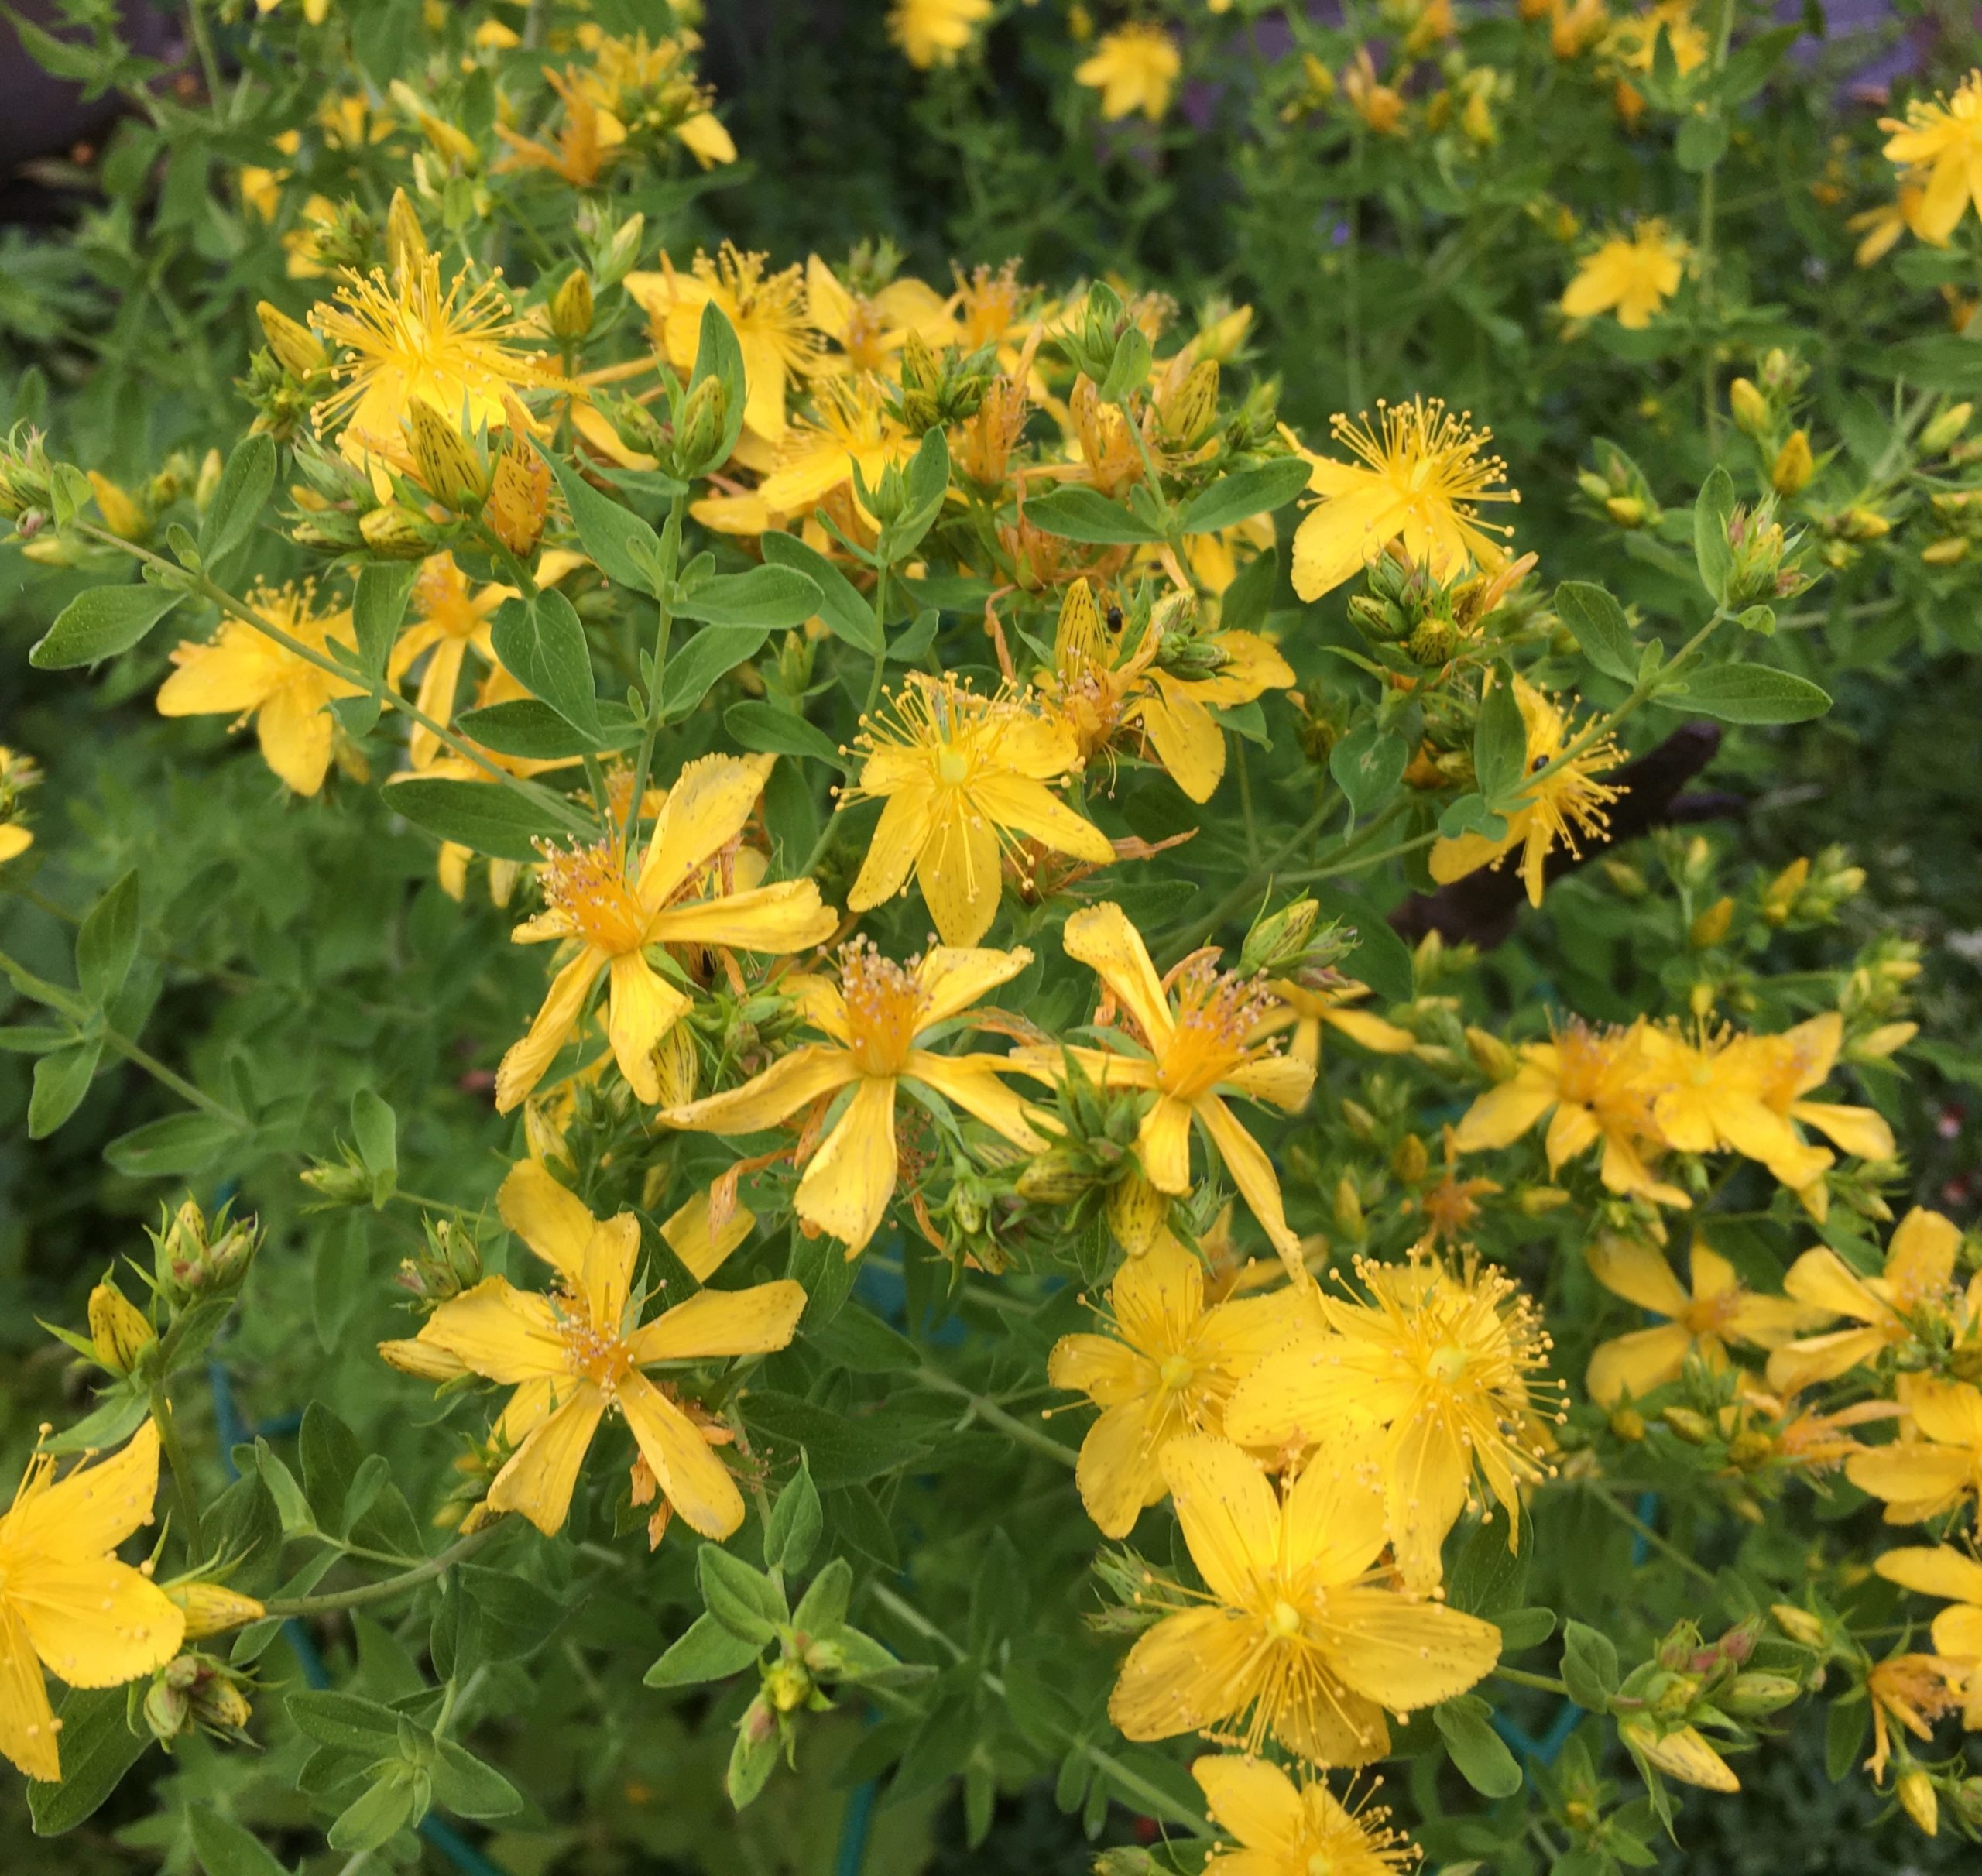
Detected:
left=1583, top=1231, right=1820, bottom=1404
left=494, top=754, right=838, bottom=1113
left=660, top=939, right=1048, bottom=1255
left=1108, top=1433, right=1502, bottom=1763
left=0, top=1422, right=184, bottom=1780
left=387, top=1162, right=804, bottom=1538
left=1881, top=72, right=1982, bottom=245
left=1075, top=25, right=1182, bottom=122
left=1291, top=397, right=1518, bottom=602
left=1048, top=1231, right=1297, bottom=1538
left=1195, top=1754, right=1416, bottom=1876
left=888, top=0, right=993, bottom=70
left=1863, top=1651, right=1964, bottom=1780
left=1560, top=221, right=1689, bottom=329
left=1876, top=1548, right=1982, bottom=1713
left=156, top=581, right=363, bottom=797
left=842, top=677, right=1115, bottom=946
left=1224, top=1254, right=1556, bottom=1588
left=1014, top=904, right=1314, bottom=1278
left=1428, top=677, right=1622, bottom=908
left=1848, top=1377, right=1982, bottom=1527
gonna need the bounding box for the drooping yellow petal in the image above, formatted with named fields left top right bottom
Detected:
left=1061, top=903, right=1174, bottom=1047
left=1161, top=1435, right=1277, bottom=1608
left=1198, top=1093, right=1302, bottom=1264
left=486, top=1386, right=605, bottom=1535
left=795, top=1075, right=900, bottom=1251
left=495, top=947, right=606, bottom=1114
left=1072, top=1400, right=1168, bottom=1538
left=660, top=1044, right=858, bottom=1135
left=498, top=1159, right=595, bottom=1289
left=914, top=797, right=1002, bottom=946
left=0, top=1607, right=60, bottom=1780
left=906, top=1051, right=1048, bottom=1149
left=1137, top=1093, right=1196, bottom=1193
left=636, top=753, right=776, bottom=904
left=605, top=952, right=692, bottom=1103
left=617, top=1370, right=744, bottom=1538
left=1134, top=681, right=1226, bottom=802
left=255, top=679, right=337, bottom=796
left=624, top=1281, right=807, bottom=1365
left=649, top=879, right=838, bottom=956
left=660, top=1188, right=756, bottom=1281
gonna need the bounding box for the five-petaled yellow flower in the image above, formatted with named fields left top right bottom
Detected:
left=1109, top=1434, right=1502, bottom=1763
left=660, top=939, right=1048, bottom=1255
left=1291, top=397, right=1518, bottom=602
left=1075, top=25, right=1183, bottom=122
left=1428, top=676, right=1623, bottom=907
left=385, top=1162, right=804, bottom=1538
left=1018, top=904, right=1313, bottom=1278
left=1881, top=71, right=1982, bottom=245
left=1194, top=1754, right=1416, bottom=1876
left=0, top=1422, right=184, bottom=1781
left=1048, top=1230, right=1294, bottom=1538
left=887, top=0, right=993, bottom=70
left=495, top=754, right=838, bottom=1113
left=844, top=677, right=1115, bottom=946
left=156, top=581, right=362, bottom=797
left=1560, top=221, right=1689, bottom=329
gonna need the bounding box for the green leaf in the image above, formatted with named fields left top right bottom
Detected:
left=103, top=1109, right=240, bottom=1176
left=744, top=1387, right=934, bottom=1487
left=197, top=434, right=276, bottom=571
left=1329, top=892, right=1414, bottom=1005
left=455, top=697, right=639, bottom=760
left=675, top=564, right=821, bottom=629
left=792, top=1555, right=852, bottom=1636
left=723, top=701, right=844, bottom=767
left=809, top=1305, right=918, bottom=1375
left=764, top=1456, right=824, bottom=1576
left=460, top=1563, right=563, bottom=1658
left=1555, top=581, right=1638, bottom=686
left=299, top=1404, right=363, bottom=1531
left=350, top=1089, right=397, bottom=1206
left=490, top=592, right=602, bottom=737
left=29, top=1041, right=101, bottom=1139
left=1665, top=664, right=1832, bottom=725
left=429, top=1739, right=523, bottom=1820
left=286, top=1690, right=404, bottom=1754
left=1497, top=1606, right=1558, bottom=1651
left=327, top=1769, right=418, bottom=1854
left=1674, top=108, right=1728, bottom=172
left=1328, top=722, right=1407, bottom=819
left=1473, top=674, right=1527, bottom=803
left=658, top=626, right=770, bottom=722
left=1880, top=334, right=1982, bottom=393
left=26, top=1687, right=150, bottom=1834
left=1824, top=1695, right=1868, bottom=1782
left=760, top=530, right=880, bottom=652
left=1445, top=1507, right=1532, bottom=1618
left=187, top=1806, right=293, bottom=1876
left=1435, top=1696, right=1524, bottom=1798
left=1179, top=457, right=1312, bottom=534
left=10, top=14, right=108, bottom=81
left=1692, top=465, right=1736, bottom=602
left=688, top=300, right=749, bottom=469
left=698, top=1544, right=787, bottom=1642
left=883, top=427, right=950, bottom=557
left=253, top=1439, right=313, bottom=1534
left=76, top=869, right=139, bottom=1007
left=644, top=1611, right=764, bottom=1688
left=351, top=561, right=419, bottom=681
left=385, top=777, right=572, bottom=862
left=1021, top=485, right=1164, bottom=545
left=29, top=583, right=187, bottom=668
left=545, top=454, right=666, bottom=598
left=1562, top=1620, right=1620, bottom=1711
left=726, top=1700, right=780, bottom=1809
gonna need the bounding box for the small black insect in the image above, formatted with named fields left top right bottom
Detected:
left=1530, top=753, right=1552, bottom=773
left=1106, top=605, right=1124, bottom=636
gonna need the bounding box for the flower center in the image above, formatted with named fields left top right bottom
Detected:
left=1154, top=959, right=1277, bottom=1100
left=1426, top=1343, right=1469, bottom=1384
left=557, top=1304, right=631, bottom=1395
left=841, top=940, right=923, bottom=1078
left=1269, top=1597, right=1305, bottom=1639
left=539, top=840, right=651, bottom=955
left=936, top=746, right=972, bottom=786
left=1158, top=1353, right=1195, bottom=1392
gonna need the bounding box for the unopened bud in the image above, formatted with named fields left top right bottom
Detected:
left=1517, top=1185, right=1570, bottom=1215
left=1771, top=430, right=1815, bottom=497
left=1661, top=1405, right=1714, bottom=1445
left=193, top=448, right=225, bottom=513
left=1339, top=1098, right=1378, bottom=1139
left=1771, top=1603, right=1827, bottom=1648
left=1159, top=357, right=1219, bottom=444
left=550, top=269, right=594, bottom=341
left=1390, top=1133, right=1429, bottom=1183
left=1240, top=897, right=1319, bottom=975
left=87, top=1279, right=156, bottom=1375
left=194, top=1675, right=253, bottom=1731
left=87, top=472, right=149, bottom=542
left=598, top=211, right=646, bottom=288
left=1922, top=536, right=1970, bottom=567
left=360, top=505, right=433, bottom=558
left=1689, top=896, right=1734, bottom=948
left=1729, top=377, right=1768, bottom=437
left=1604, top=495, right=1647, bottom=529
left=1465, top=1026, right=1516, bottom=1081
left=1610, top=1405, right=1647, bottom=1442
left=1919, top=401, right=1972, bottom=456
left=1953, top=1775, right=1982, bottom=1829
left=1761, top=856, right=1809, bottom=925
left=408, top=401, right=488, bottom=512
left=674, top=373, right=730, bottom=477
left=378, top=1336, right=470, bottom=1382
left=1898, top=1765, right=1939, bottom=1837
left=166, top=1582, right=266, bottom=1639
left=1016, top=1150, right=1096, bottom=1206
left=257, top=300, right=327, bottom=377
left=144, top=1674, right=192, bottom=1742
left=487, top=435, right=549, bottom=557
left=1333, top=1175, right=1365, bottom=1238
left=1577, top=470, right=1613, bottom=503
left=763, top=1659, right=811, bottom=1713
left=1723, top=1672, right=1800, bottom=1717
left=1107, top=1173, right=1167, bottom=1255
left=385, top=187, right=428, bottom=280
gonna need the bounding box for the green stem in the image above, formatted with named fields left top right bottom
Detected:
left=262, top=1524, right=498, bottom=1618
left=1493, top=1665, right=1569, bottom=1696
left=866, top=560, right=893, bottom=712
left=622, top=495, right=687, bottom=859
left=102, top=1026, right=251, bottom=1130
left=1693, top=0, right=1739, bottom=441
left=913, top=1366, right=1076, bottom=1470
left=152, top=1387, right=205, bottom=1559
left=1585, top=1482, right=1718, bottom=1590
left=866, top=1583, right=1209, bottom=1837
left=1548, top=607, right=1729, bottom=776
left=1288, top=828, right=1436, bottom=883
left=185, top=0, right=225, bottom=110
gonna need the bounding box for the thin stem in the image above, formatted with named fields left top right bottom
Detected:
left=1693, top=0, right=1739, bottom=441
left=1584, top=1482, right=1718, bottom=1590
left=622, top=495, right=687, bottom=860
left=185, top=0, right=225, bottom=108
left=1493, top=1665, right=1569, bottom=1696
left=262, top=1524, right=498, bottom=1618
left=865, top=560, right=893, bottom=712
left=102, top=1026, right=250, bottom=1130
left=1288, top=828, right=1436, bottom=883
left=913, top=1366, right=1077, bottom=1470
left=153, top=1388, right=206, bottom=1559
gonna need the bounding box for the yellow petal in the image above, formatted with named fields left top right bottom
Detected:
left=636, top=754, right=774, bottom=904
left=1159, top=1435, right=1278, bottom=1608
left=578, top=1212, right=640, bottom=1333
left=1888, top=1207, right=1960, bottom=1294
left=487, top=1387, right=605, bottom=1535
left=1137, top=1093, right=1195, bottom=1193
left=1111, top=1230, right=1204, bottom=1353
left=1790, top=1100, right=1894, bottom=1161
left=914, top=798, right=1002, bottom=945
left=848, top=787, right=934, bottom=912
left=1221, top=1054, right=1315, bottom=1110
left=660, top=1188, right=756, bottom=1282
left=255, top=679, right=335, bottom=796
left=1876, top=1545, right=1982, bottom=1607
left=1780, top=1247, right=1878, bottom=1323
left=906, top=1051, right=1048, bottom=1149
left=1049, top=1334, right=1148, bottom=1408
left=498, top=1159, right=595, bottom=1288
left=650, top=879, right=838, bottom=957
left=1134, top=681, right=1226, bottom=803
left=794, top=1075, right=899, bottom=1251
left=1109, top=1605, right=1259, bottom=1742
left=1281, top=1440, right=1390, bottom=1583
left=1586, top=1324, right=1692, bottom=1406
left=1192, top=1754, right=1305, bottom=1854
left=1290, top=485, right=1410, bottom=601
left=1198, top=1093, right=1302, bottom=1267
left=422, top=1278, right=572, bottom=1383
left=617, top=1370, right=743, bottom=1538
left=914, top=945, right=1034, bottom=1029
left=606, top=952, right=691, bottom=1103
left=662, top=1044, right=857, bottom=1135
left=495, top=948, right=605, bottom=1114
left=1318, top=1007, right=1416, bottom=1053
left=1453, top=1072, right=1556, bottom=1151
left=1586, top=1236, right=1689, bottom=1317
left=1075, top=1401, right=1168, bottom=1538
left=1062, top=903, right=1174, bottom=1047
left=8, top=1555, right=183, bottom=1689
left=625, top=1281, right=807, bottom=1365
left=1428, top=826, right=1517, bottom=888
left=1321, top=1590, right=1500, bottom=1713
left=2, top=1422, right=162, bottom=1560
left=0, top=1607, right=60, bottom=1780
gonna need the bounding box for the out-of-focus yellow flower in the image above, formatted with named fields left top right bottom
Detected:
left=1194, top=1754, right=1416, bottom=1876
left=0, top=746, right=39, bottom=863
left=888, top=0, right=993, bottom=68
left=1848, top=182, right=1943, bottom=266
left=1549, top=0, right=1610, bottom=59
left=255, top=0, right=331, bottom=22
left=1881, top=72, right=1982, bottom=245
left=1768, top=1208, right=1964, bottom=1391
left=1561, top=221, right=1689, bottom=329
left=1075, top=25, right=1182, bottom=122
left=1606, top=0, right=1708, bottom=77
left=1343, top=48, right=1406, bottom=134
left=1848, top=1377, right=1982, bottom=1525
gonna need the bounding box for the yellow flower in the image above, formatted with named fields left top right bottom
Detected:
left=1452, top=1016, right=1684, bottom=1206
left=842, top=677, right=1114, bottom=946
left=805, top=254, right=955, bottom=376
left=156, top=581, right=362, bottom=797
left=1342, top=50, right=1406, bottom=135
left=1875, top=1548, right=1982, bottom=1708
left=1075, top=25, right=1182, bottom=122
left=0, top=746, right=40, bottom=864
left=313, top=254, right=554, bottom=485
left=1108, top=1434, right=1501, bottom=1763
left=1048, top=1231, right=1297, bottom=1537
left=1291, top=397, right=1517, bottom=602
left=1881, top=72, right=1982, bottom=245
left=1044, top=581, right=1296, bottom=804
left=255, top=0, right=331, bottom=21
left=1561, top=221, right=1688, bottom=329
left=1847, top=1377, right=1982, bottom=1526
left=887, top=0, right=993, bottom=69
left=1247, top=975, right=1414, bottom=1091
left=496, top=67, right=619, bottom=187
left=1583, top=1232, right=1819, bottom=1404
left=1768, top=1208, right=1965, bottom=1393
left=1605, top=1, right=1707, bottom=77
left=1863, top=1651, right=1963, bottom=1779
left=660, top=940, right=1048, bottom=1254
left=391, top=1162, right=805, bottom=1538
left=1428, top=677, right=1622, bottom=907
left=0, top=1422, right=184, bottom=1781
left=1017, top=904, right=1314, bottom=1275
left=1849, top=183, right=1942, bottom=266
left=624, top=245, right=819, bottom=446
left=1194, top=1754, right=1415, bottom=1876
left=1225, top=1254, right=1555, bottom=1588
left=495, top=754, right=838, bottom=1113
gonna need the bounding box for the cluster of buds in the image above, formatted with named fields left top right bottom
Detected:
left=142, top=1651, right=257, bottom=1747
left=1720, top=497, right=1814, bottom=607
left=149, top=1198, right=259, bottom=1305
left=1811, top=499, right=1893, bottom=570
left=894, top=330, right=994, bottom=434
left=1145, top=591, right=1234, bottom=684
left=1759, top=847, right=1864, bottom=928
left=1347, top=544, right=1477, bottom=670
left=1239, top=894, right=1353, bottom=979
left=1728, top=348, right=1809, bottom=441
left=0, top=743, right=41, bottom=849
left=243, top=300, right=334, bottom=442
left=392, top=1216, right=486, bottom=1308
left=1612, top=1617, right=1810, bottom=1793
left=1012, top=1054, right=1148, bottom=1226
left=0, top=424, right=56, bottom=533
left=1920, top=488, right=1982, bottom=568
left=1058, top=281, right=1157, bottom=401
left=1839, top=937, right=1922, bottom=1061
left=1576, top=440, right=1665, bottom=531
